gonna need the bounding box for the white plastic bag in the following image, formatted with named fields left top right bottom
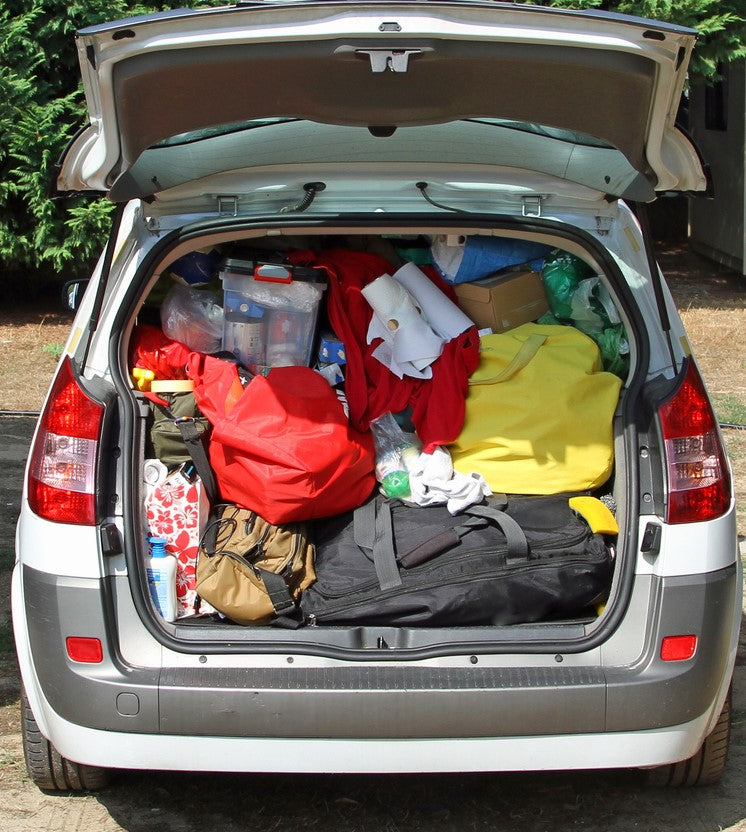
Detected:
left=161, top=285, right=223, bottom=353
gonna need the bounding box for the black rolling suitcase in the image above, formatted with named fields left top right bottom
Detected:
left=302, top=494, right=613, bottom=627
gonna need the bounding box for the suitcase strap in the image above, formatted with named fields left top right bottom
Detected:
left=354, top=500, right=530, bottom=591
left=174, top=417, right=218, bottom=504
left=354, top=500, right=402, bottom=591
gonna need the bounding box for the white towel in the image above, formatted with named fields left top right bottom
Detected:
left=404, top=446, right=491, bottom=514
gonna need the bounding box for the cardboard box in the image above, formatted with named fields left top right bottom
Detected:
left=454, top=270, right=549, bottom=333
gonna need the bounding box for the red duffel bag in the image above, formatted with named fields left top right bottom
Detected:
left=187, top=354, right=376, bottom=524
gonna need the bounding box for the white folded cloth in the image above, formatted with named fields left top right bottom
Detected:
left=404, top=446, right=491, bottom=514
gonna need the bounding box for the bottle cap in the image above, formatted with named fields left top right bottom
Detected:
left=147, top=536, right=168, bottom=557
left=381, top=470, right=411, bottom=499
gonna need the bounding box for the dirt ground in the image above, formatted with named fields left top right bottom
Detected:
left=0, top=243, right=744, bottom=831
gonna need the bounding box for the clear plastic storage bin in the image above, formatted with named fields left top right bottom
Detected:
left=220, top=259, right=327, bottom=373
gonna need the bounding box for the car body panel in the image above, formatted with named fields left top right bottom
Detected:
left=12, top=561, right=739, bottom=768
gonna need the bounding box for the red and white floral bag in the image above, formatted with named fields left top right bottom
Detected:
left=145, top=465, right=214, bottom=616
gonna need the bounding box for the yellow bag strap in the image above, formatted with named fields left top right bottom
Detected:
left=469, top=332, right=547, bottom=387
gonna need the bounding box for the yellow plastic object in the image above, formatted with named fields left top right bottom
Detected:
left=568, top=496, right=619, bottom=535
left=132, top=367, right=154, bottom=391
left=450, top=324, right=622, bottom=495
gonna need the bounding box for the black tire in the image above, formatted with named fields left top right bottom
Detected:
left=643, top=684, right=732, bottom=787
left=21, top=688, right=111, bottom=792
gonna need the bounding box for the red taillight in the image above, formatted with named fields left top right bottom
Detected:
left=27, top=356, right=104, bottom=525
left=660, top=635, right=697, bottom=661
left=658, top=360, right=730, bottom=524
left=66, top=636, right=103, bottom=663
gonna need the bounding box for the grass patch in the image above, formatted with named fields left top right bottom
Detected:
left=714, top=395, right=746, bottom=426
left=41, top=343, right=64, bottom=361
left=721, top=431, right=746, bottom=539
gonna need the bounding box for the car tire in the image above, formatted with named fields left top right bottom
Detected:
left=643, top=683, right=732, bottom=787
left=21, top=688, right=111, bottom=792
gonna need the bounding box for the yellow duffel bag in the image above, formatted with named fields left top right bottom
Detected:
left=450, top=323, right=622, bottom=495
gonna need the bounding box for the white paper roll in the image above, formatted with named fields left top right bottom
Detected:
left=362, top=274, right=444, bottom=377
left=392, top=262, right=474, bottom=340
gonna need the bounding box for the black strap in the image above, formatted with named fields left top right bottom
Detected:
left=353, top=499, right=376, bottom=554
left=456, top=504, right=528, bottom=560
left=356, top=497, right=531, bottom=584
left=257, top=566, right=298, bottom=617
left=397, top=500, right=529, bottom=569
left=372, top=500, right=402, bottom=591
left=174, top=417, right=218, bottom=504
left=353, top=499, right=402, bottom=592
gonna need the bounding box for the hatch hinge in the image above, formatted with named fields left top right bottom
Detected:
left=595, top=215, right=613, bottom=236
left=216, top=195, right=239, bottom=216
left=521, top=195, right=544, bottom=217
left=356, top=48, right=422, bottom=73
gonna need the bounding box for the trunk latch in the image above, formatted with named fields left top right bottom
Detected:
left=356, top=49, right=422, bottom=73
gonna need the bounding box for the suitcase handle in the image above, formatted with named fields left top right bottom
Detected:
left=398, top=530, right=461, bottom=568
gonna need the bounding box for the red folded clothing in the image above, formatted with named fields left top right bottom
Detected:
left=288, top=248, right=480, bottom=453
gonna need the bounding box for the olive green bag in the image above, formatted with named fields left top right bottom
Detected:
left=149, top=391, right=210, bottom=469
left=195, top=504, right=316, bottom=625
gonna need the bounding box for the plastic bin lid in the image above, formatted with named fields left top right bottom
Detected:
left=220, top=257, right=326, bottom=284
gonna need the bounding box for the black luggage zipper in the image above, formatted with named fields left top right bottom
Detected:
left=310, top=552, right=610, bottom=619
left=311, top=526, right=601, bottom=602
left=217, top=528, right=303, bottom=579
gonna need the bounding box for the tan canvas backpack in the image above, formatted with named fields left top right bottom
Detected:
left=196, top=504, right=316, bottom=625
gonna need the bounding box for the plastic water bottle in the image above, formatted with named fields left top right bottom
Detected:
left=146, top=536, right=178, bottom=621
left=373, top=449, right=411, bottom=499
left=370, top=412, right=420, bottom=499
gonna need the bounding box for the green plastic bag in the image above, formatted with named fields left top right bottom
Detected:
left=541, top=251, right=593, bottom=321
left=594, top=326, right=629, bottom=378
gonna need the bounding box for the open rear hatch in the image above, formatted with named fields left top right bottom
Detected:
left=57, top=0, right=706, bottom=203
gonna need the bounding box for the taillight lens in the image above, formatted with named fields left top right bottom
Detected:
left=27, top=356, right=104, bottom=525
left=658, top=359, right=730, bottom=524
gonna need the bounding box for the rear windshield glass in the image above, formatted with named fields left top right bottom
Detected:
left=151, top=118, right=299, bottom=147
left=150, top=118, right=612, bottom=150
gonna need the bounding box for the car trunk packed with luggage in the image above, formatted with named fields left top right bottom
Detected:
left=132, top=226, right=631, bottom=646
left=17, top=3, right=742, bottom=789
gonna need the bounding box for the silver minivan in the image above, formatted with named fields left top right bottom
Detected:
left=13, top=0, right=740, bottom=791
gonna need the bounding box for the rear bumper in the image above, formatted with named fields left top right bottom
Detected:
left=7, top=689, right=723, bottom=774
left=12, top=559, right=741, bottom=772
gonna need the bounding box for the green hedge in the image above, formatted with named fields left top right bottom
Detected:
left=1, top=0, right=743, bottom=298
